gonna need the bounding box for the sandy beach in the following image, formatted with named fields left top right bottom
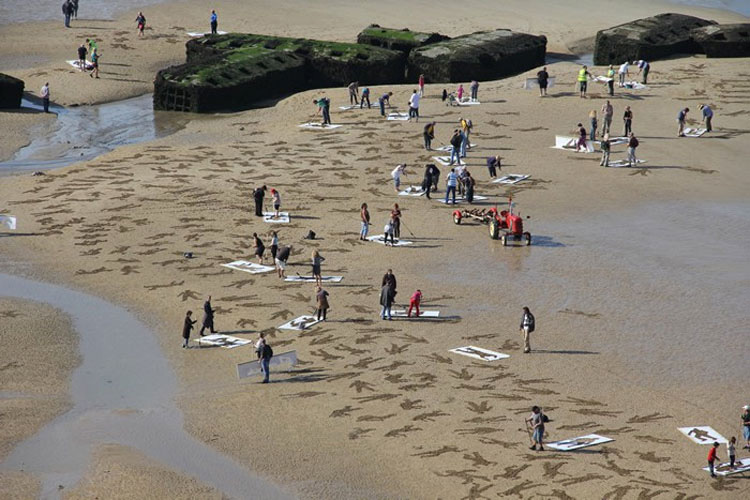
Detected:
left=1, top=0, right=749, bottom=499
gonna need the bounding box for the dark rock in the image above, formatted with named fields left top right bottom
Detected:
left=594, top=13, right=715, bottom=65
left=406, top=29, right=546, bottom=83
left=691, top=24, right=750, bottom=58
left=356, top=25, right=449, bottom=53
left=0, top=73, right=24, bottom=109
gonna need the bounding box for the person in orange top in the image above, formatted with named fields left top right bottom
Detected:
left=407, top=289, right=422, bottom=317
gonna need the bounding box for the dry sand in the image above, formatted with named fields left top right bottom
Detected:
left=1, top=0, right=750, bottom=499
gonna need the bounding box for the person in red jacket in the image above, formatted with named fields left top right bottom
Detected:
left=707, top=442, right=720, bottom=478
left=407, top=289, right=422, bottom=317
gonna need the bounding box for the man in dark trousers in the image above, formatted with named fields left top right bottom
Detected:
left=421, top=164, right=434, bottom=199
left=210, top=10, right=218, bottom=35
left=200, top=296, right=216, bottom=336
left=255, top=332, right=273, bottom=383
left=520, top=306, right=535, bottom=353
left=182, top=310, right=196, bottom=348
left=380, top=282, right=395, bottom=320
left=382, top=269, right=397, bottom=294
left=40, top=83, right=50, bottom=113
left=62, top=1, right=72, bottom=28
left=428, top=163, right=440, bottom=193
left=252, top=185, right=267, bottom=217
left=486, top=155, right=501, bottom=178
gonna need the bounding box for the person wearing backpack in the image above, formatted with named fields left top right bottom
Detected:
left=255, top=332, right=273, bottom=383
left=520, top=306, right=535, bottom=353
left=526, top=406, right=546, bottom=451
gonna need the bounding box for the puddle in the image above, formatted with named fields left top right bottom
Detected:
left=0, top=94, right=190, bottom=174
left=0, top=271, right=292, bottom=500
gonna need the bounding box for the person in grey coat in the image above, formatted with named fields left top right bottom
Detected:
left=200, top=296, right=216, bottom=336
left=380, top=283, right=395, bottom=320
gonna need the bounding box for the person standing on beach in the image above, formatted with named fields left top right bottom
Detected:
left=62, top=1, right=72, bottom=28
left=575, top=123, right=588, bottom=152
left=599, top=134, right=611, bottom=167
left=391, top=164, right=407, bottom=194
left=390, top=203, right=401, bottom=239
left=707, top=442, right=720, bottom=478
left=275, top=245, right=291, bottom=278
left=601, top=100, right=613, bottom=136
left=464, top=171, right=475, bottom=203
left=270, top=188, right=281, bottom=218
left=255, top=333, right=272, bottom=383
left=269, top=230, right=279, bottom=262
left=347, top=81, right=359, bottom=105
left=728, top=436, right=737, bottom=469
left=86, top=38, right=97, bottom=54
left=408, top=289, right=422, bottom=317
left=311, top=250, right=324, bottom=286
left=445, top=168, right=458, bottom=204
left=313, top=97, right=331, bottom=126
left=589, top=110, right=598, bottom=141
left=421, top=165, right=433, bottom=199
left=210, top=10, right=218, bottom=35
left=677, top=107, right=689, bottom=137
left=633, top=60, right=650, bottom=84
left=460, top=117, right=472, bottom=155
left=520, top=306, right=535, bottom=353
left=618, top=61, right=629, bottom=87
left=252, top=185, right=266, bottom=217
left=423, top=121, right=435, bottom=151
left=199, top=296, right=217, bottom=336
left=623, top=106, right=633, bottom=136
left=741, top=405, right=750, bottom=450
left=408, top=89, right=420, bottom=122
left=449, top=129, right=463, bottom=166
left=577, top=65, right=592, bottom=98
left=380, top=280, right=395, bottom=320
left=40, top=82, right=50, bottom=113
left=378, top=91, right=392, bottom=117
left=135, top=12, right=146, bottom=37
left=77, top=43, right=87, bottom=71
left=606, top=65, right=615, bottom=96
left=418, top=74, right=425, bottom=97
left=315, top=286, right=329, bottom=321
left=486, top=155, right=500, bottom=179
left=71, top=0, right=79, bottom=18
left=536, top=67, right=549, bottom=97
left=457, top=84, right=464, bottom=102
left=252, top=232, right=265, bottom=264
left=359, top=203, right=370, bottom=240
left=627, top=133, right=639, bottom=167
left=526, top=406, right=545, bottom=450
left=360, top=86, right=371, bottom=109
left=699, top=104, right=713, bottom=132
left=382, top=269, right=397, bottom=293
left=470, top=80, right=479, bottom=102
left=182, top=310, right=196, bottom=348
left=383, top=218, right=396, bottom=246
left=88, top=48, right=100, bottom=79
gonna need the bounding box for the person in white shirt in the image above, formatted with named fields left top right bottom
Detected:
left=391, top=164, right=407, bottom=193
left=444, top=168, right=458, bottom=204
left=40, top=82, right=50, bottom=113
left=408, top=90, right=420, bottom=122
left=618, top=62, right=629, bottom=87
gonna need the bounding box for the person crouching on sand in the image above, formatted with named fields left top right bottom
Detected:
left=275, top=245, right=291, bottom=278
left=407, top=289, right=422, bottom=317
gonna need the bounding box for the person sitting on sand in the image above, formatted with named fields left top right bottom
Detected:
left=253, top=232, right=265, bottom=264
left=275, top=245, right=291, bottom=278
left=270, top=188, right=281, bottom=218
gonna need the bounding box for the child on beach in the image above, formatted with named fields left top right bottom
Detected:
left=728, top=437, right=736, bottom=469
left=135, top=12, right=146, bottom=37
left=270, top=188, right=281, bottom=218
left=182, top=310, right=196, bottom=348
left=407, top=289, right=422, bottom=317
left=708, top=442, right=720, bottom=478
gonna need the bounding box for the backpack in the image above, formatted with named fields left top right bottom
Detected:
left=542, top=413, right=550, bottom=423
left=262, top=343, right=273, bottom=359
left=304, top=230, right=316, bottom=240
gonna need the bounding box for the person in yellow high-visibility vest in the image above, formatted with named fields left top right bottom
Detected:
left=577, top=65, right=592, bottom=98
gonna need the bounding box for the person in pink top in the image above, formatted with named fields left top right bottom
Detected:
left=407, top=289, right=422, bottom=317
left=418, top=74, right=425, bottom=97
left=456, top=84, right=464, bottom=102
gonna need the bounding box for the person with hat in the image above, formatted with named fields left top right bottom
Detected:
left=700, top=104, right=713, bottom=133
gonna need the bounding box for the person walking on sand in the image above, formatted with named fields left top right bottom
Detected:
left=311, top=249, right=324, bottom=286
left=418, top=73, right=425, bottom=97
left=536, top=67, right=549, bottom=97
left=449, top=129, right=463, bottom=166
left=741, top=405, right=750, bottom=450
left=707, top=442, right=720, bottom=478
left=255, top=332, right=272, bottom=383
left=677, top=107, right=689, bottom=137
left=460, top=117, right=472, bottom=154
left=360, top=86, right=371, bottom=109
left=606, top=64, right=615, bottom=96
left=391, top=164, right=407, bottom=193
left=270, top=188, right=281, bottom=218
left=77, top=43, right=87, bottom=71
left=252, top=185, right=266, bottom=217
left=269, top=230, right=279, bottom=262
left=728, top=436, right=737, bottom=469
left=71, top=0, right=78, bottom=19
left=378, top=91, right=392, bottom=117
left=347, top=81, right=359, bottom=105
left=182, top=310, right=196, bottom=348
left=575, top=123, right=588, bottom=153
left=627, top=132, right=639, bottom=167
left=41, top=82, right=50, bottom=113
left=601, top=100, right=613, bottom=136
left=199, top=296, right=217, bottom=336
left=423, top=121, right=435, bottom=151
left=486, top=155, right=501, bottom=179
left=88, top=48, right=100, bottom=79
left=470, top=80, right=479, bottom=102
left=577, top=65, right=592, bottom=98
left=210, top=10, right=218, bottom=35
left=315, top=285, right=330, bottom=321
left=391, top=203, right=402, bottom=239
left=700, top=104, right=713, bottom=132
left=633, top=59, right=650, bottom=84
left=360, top=203, right=370, bottom=240
left=618, top=61, right=629, bottom=87
left=520, top=306, right=535, bottom=353
left=408, top=89, right=420, bottom=122
left=313, top=97, right=331, bottom=126
left=445, top=168, right=458, bottom=205
left=275, top=245, right=291, bottom=278
left=526, top=406, right=545, bottom=451
left=599, top=134, right=611, bottom=167
left=407, top=289, right=422, bottom=317
left=380, top=280, right=395, bottom=320
left=382, top=269, right=397, bottom=292
left=252, top=232, right=265, bottom=264
left=62, top=0, right=72, bottom=28
left=589, top=110, right=598, bottom=141
left=135, top=12, right=146, bottom=37
left=623, top=105, right=633, bottom=136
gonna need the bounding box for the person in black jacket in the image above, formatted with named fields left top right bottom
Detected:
left=182, top=310, right=196, bottom=348
left=200, top=296, right=216, bottom=336
left=252, top=185, right=267, bottom=217
left=520, top=306, right=535, bottom=353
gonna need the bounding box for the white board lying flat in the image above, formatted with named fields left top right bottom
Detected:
left=607, top=159, right=647, bottom=168
left=684, top=127, right=707, bottom=138
left=703, top=458, right=750, bottom=476
left=436, top=194, right=489, bottom=204
left=391, top=310, right=440, bottom=318
left=298, top=122, right=343, bottom=130
left=262, top=212, right=290, bottom=223
left=399, top=186, right=426, bottom=197
left=622, top=81, right=647, bottom=90
left=0, top=215, right=17, bottom=230
left=285, top=275, right=343, bottom=283
left=457, top=99, right=481, bottom=106
left=436, top=144, right=477, bottom=152
left=338, top=105, right=358, bottom=110
left=221, top=260, right=275, bottom=274
left=387, top=112, right=410, bottom=121
left=552, top=135, right=595, bottom=153
left=278, top=315, right=321, bottom=331
left=492, top=174, right=530, bottom=185
left=678, top=426, right=728, bottom=444
left=187, top=31, right=228, bottom=37
left=523, top=76, right=556, bottom=89
left=450, top=346, right=509, bottom=361
left=194, top=334, right=252, bottom=349
left=237, top=350, right=297, bottom=379
left=546, top=434, right=614, bottom=451
left=66, top=60, right=93, bottom=70
left=366, top=235, right=413, bottom=246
